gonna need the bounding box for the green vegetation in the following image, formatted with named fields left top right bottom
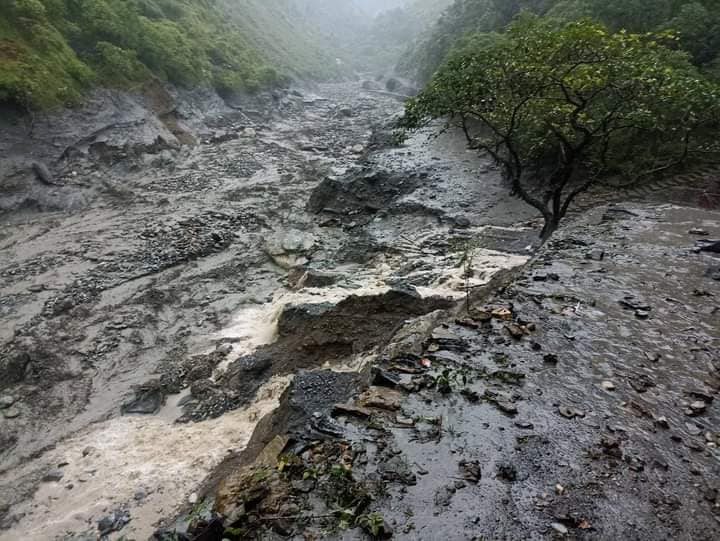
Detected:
left=402, top=17, right=720, bottom=236
left=0, top=0, right=346, bottom=110
left=401, top=0, right=720, bottom=83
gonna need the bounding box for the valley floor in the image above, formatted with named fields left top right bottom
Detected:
left=0, top=81, right=718, bottom=540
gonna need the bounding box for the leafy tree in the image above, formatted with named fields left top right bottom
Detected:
left=401, top=17, right=720, bottom=238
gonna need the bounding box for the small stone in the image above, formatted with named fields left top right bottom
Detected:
left=543, top=353, right=559, bottom=364
left=689, top=401, right=707, bottom=415
left=0, top=395, right=15, bottom=409
left=515, top=421, right=535, bottom=430
left=216, top=343, right=233, bottom=356
left=686, top=423, right=702, bottom=436
left=82, top=446, right=96, bottom=457
left=655, top=417, right=670, bottom=429
left=558, top=406, right=584, bottom=419
left=635, top=309, right=651, bottom=320
left=332, top=403, right=372, bottom=419
left=2, top=407, right=20, bottom=419
left=42, top=469, right=64, bottom=483
left=585, top=249, right=605, bottom=261
left=551, top=522, right=569, bottom=535
left=689, top=228, right=710, bottom=236
left=555, top=484, right=565, bottom=495
left=491, top=307, right=512, bottom=320
left=600, top=381, right=616, bottom=391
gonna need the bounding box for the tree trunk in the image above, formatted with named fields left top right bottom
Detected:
left=540, top=213, right=561, bottom=242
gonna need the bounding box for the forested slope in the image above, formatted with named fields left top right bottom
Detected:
left=401, top=0, right=720, bottom=83
left=0, top=0, right=355, bottom=110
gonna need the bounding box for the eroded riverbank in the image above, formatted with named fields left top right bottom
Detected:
left=0, top=81, right=539, bottom=539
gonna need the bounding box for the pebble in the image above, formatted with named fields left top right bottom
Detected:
left=3, top=407, right=20, bottom=419
left=601, top=381, right=616, bottom=391
left=551, top=522, right=569, bottom=535
left=42, top=469, right=65, bottom=483
left=0, top=395, right=16, bottom=409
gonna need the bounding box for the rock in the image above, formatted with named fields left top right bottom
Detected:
left=215, top=343, right=234, bottom=356
left=600, top=381, right=616, bottom=391
left=97, top=509, right=130, bottom=536
left=385, top=78, right=401, bottom=92
left=551, top=522, right=569, bottom=535
left=32, top=162, right=56, bottom=185
left=544, top=353, right=559, bottom=364
left=379, top=455, right=416, bottom=485
left=287, top=268, right=341, bottom=289
left=459, top=460, right=482, bottom=483
left=635, top=309, right=651, bottom=320
left=361, top=80, right=382, bottom=91
left=619, top=296, right=651, bottom=312
left=698, top=240, right=720, bottom=253
left=686, top=422, right=702, bottom=436
left=264, top=229, right=316, bottom=269
left=515, top=421, right=535, bottom=430
left=655, top=417, right=670, bottom=429
left=310, top=412, right=344, bottom=437
left=505, top=323, right=526, bottom=339
left=0, top=395, right=15, bottom=409
left=585, top=249, right=605, bottom=261
left=454, top=216, right=471, bottom=228
left=491, top=307, right=513, bottom=320
left=0, top=351, right=31, bottom=385
left=243, top=127, right=257, bottom=137
left=372, top=367, right=402, bottom=388
left=600, top=437, right=623, bottom=458
left=496, top=462, right=518, bottom=482
left=359, top=387, right=402, bottom=411
left=558, top=406, right=584, bottom=419
left=2, top=407, right=20, bottom=419
left=351, top=144, right=365, bottom=154
left=42, top=469, right=64, bottom=483
left=332, top=403, right=372, bottom=419
left=689, top=228, right=710, bottom=236
left=338, top=107, right=353, bottom=117
left=434, top=484, right=456, bottom=506
left=687, top=401, right=708, bottom=416
left=122, top=387, right=164, bottom=415
left=497, top=399, right=518, bottom=415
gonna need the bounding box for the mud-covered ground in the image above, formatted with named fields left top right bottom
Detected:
left=1, top=79, right=719, bottom=541
left=206, top=204, right=719, bottom=541
left=0, top=80, right=541, bottom=540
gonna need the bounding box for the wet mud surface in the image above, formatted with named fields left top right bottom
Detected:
left=0, top=81, right=535, bottom=540
left=1, top=80, right=719, bottom=541
left=166, top=204, right=720, bottom=541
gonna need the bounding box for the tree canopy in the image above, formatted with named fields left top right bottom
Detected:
left=401, top=17, right=720, bottom=237
left=0, top=0, right=351, bottom=110
left=401, top=0, right=720, bottom=84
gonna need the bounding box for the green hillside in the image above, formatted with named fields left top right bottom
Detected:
left=0, top=0, right=348, bottom=110
left=401, top=0, right=720, bottom=83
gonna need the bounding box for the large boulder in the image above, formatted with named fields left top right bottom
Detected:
left=264, top=229, right=317, bottom=269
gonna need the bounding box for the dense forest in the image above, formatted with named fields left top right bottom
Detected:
left=400, top=0, right=720, bottom=83
left=0, top=0, right=367, bottom=110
